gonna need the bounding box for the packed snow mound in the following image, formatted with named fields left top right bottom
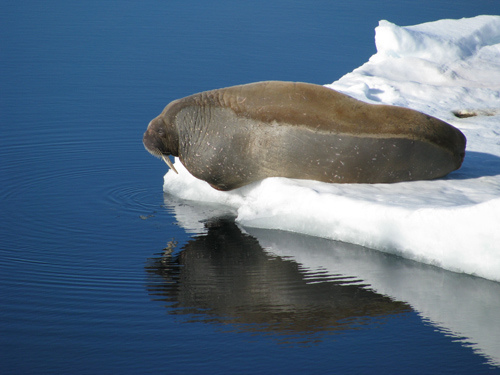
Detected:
left=375, top=16, right=500, bottom=65
left=164, top=15, right=500, bottom=282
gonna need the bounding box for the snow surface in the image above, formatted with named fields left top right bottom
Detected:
left=164, top=15, right=500, bottom=283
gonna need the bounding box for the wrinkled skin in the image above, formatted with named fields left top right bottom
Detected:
left=143, top=81, right=466, bottom=191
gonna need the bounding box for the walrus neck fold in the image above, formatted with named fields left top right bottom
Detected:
left=163, top=127, right=180, bottom=157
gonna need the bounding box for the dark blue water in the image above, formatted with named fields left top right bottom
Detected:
left=2, top=1, right=500, bottom=374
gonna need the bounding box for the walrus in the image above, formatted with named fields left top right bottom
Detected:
left=143, top=81, right=466, bottom=191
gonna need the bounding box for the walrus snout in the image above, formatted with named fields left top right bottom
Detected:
left=143, top=126, right=161, bottom=157
left=143, top=119, right=179, bottom=174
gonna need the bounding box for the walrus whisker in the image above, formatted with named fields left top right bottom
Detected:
left=162, top=154, right=178, bottom=174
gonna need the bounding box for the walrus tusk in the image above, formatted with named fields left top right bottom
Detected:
left=162, top=155, right=178, bottom=174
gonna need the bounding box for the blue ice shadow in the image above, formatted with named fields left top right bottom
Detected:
left=446, top=151, right=500, bottom=180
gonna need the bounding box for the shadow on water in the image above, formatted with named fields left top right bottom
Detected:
left=448, top=151, right=500, bottom=180
left=145, top=217, right=410, bottom=343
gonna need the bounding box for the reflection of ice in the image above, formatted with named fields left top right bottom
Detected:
left=163, top=195, right=500, bottom=367
left=164, top=16, right=500, bottom=282
left=247, top=227, right=500, bottom=367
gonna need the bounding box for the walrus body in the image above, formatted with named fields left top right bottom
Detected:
left=143, top=81, right=466, bottom=191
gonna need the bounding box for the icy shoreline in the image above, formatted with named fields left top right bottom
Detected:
left=164, top=15, right=500, bottom=282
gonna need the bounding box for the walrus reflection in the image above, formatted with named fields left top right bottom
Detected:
left=146, top=219, right=410, bottom=341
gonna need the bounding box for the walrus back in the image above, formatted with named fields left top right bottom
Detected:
left=196, top=81, right=465, bottom=159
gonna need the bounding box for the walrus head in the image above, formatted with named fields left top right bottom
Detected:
left=143, top=109, right=180, bottom=174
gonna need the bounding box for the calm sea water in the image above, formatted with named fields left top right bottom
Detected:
left=2, top=1, right=500, bottom=374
